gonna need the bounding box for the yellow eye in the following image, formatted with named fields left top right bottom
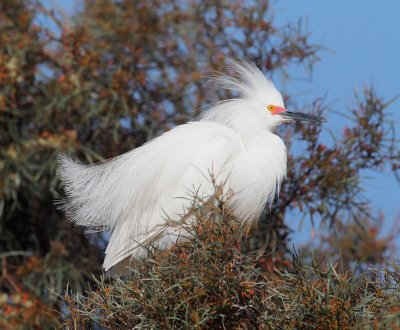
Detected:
left=268, top=105, right=275, bottom=112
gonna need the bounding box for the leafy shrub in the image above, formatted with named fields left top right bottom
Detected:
left=65, top=186, right=400, bottom=329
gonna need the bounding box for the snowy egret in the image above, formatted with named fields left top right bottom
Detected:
left=58, top=60, right=325, bottom=274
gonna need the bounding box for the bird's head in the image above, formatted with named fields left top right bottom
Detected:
left=246, top=62, right=326, bottom=129
left=202, top=60, right=326, bottom=135
left=205, top=59, right=326, bottom=131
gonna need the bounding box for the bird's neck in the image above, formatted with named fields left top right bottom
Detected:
left=201, top=103, right=277, bottom=146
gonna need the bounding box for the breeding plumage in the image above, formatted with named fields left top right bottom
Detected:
left=57, top=60, right=325, bottom=273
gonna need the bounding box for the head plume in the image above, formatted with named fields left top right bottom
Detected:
left=207, top=59, right=284, bottom=107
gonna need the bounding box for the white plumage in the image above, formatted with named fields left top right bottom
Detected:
left=57, top=60, right=324, bottom=273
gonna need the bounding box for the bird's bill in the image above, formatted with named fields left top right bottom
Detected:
left=281, top=110, right=326, bottom=122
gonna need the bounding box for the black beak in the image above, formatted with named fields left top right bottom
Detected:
left=281, top=111, right=326, bottom=123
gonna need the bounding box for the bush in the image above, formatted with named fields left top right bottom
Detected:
left=64, top=186, right=400, bottom=329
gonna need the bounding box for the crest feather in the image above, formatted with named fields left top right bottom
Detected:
left=207, top=59, right=280, bottom=104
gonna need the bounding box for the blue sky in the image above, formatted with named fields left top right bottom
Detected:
left=273, top=1, right=400, bottom=244
left=47, top=0, right=399, bottom=245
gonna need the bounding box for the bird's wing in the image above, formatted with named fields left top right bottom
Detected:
left=58, top=121, right=245, bottom=270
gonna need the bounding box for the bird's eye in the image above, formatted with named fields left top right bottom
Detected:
left=268, top=105, right=275, bottom=112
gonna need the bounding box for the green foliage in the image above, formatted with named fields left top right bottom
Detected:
left=64, top=188, right=400, bottom=329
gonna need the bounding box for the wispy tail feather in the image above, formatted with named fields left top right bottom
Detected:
left=57, top=153, right=123, bottom=229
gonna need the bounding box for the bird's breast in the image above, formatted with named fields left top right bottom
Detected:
left=226, top=132, right=287, bottom=221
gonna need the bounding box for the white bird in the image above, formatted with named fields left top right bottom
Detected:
left=58, top=60, right=325, bottom=274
